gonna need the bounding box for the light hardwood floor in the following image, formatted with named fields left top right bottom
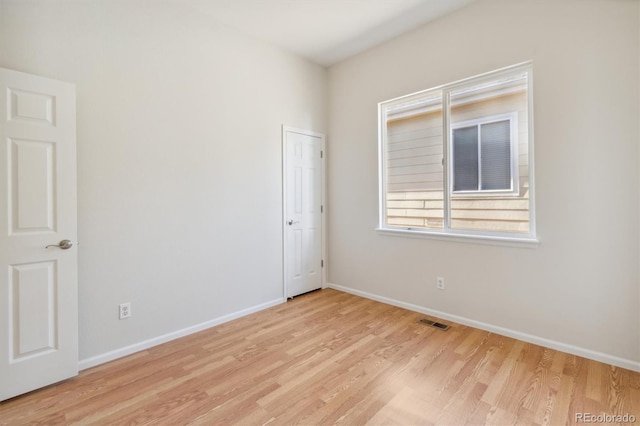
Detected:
left=1, top=288, right=638, bottom=425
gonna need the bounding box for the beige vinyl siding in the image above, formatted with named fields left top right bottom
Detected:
left=387, top=110, right=443, bottom=192
left=387, top=191, right=445, bottom=229
left=385, top=90, right=530, bottom=233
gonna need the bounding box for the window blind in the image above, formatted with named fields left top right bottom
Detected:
left=452, top=126, right=479, bottom=191
left=480, top=120, right=511, bottom=190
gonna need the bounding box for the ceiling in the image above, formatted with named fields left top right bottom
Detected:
left=183, top=0, right=475, bottom=67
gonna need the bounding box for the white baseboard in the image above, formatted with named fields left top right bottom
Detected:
left=327, top=283, right=640, bottom=372
left=78, top=297, right=286, bottom=371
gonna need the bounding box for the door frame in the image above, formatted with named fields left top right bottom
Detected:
left=282, top=125, right=326, bottom=299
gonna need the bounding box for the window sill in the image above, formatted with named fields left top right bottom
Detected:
left=376, top=227, right=539, bottom=248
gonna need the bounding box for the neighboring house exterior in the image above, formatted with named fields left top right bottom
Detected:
left=385, top=78, right=530, bottom=234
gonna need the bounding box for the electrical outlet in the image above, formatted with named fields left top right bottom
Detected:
left=437, top=277, right=445, bottom=290
left=119, top=302, right=131, bottom=319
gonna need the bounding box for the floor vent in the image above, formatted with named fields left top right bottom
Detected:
left=419, top=318, right=450, bottom=331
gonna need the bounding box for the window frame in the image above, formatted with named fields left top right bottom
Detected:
left=450, top=112, right=519, bottom=197
left=377, top=62, right=537, bottom=245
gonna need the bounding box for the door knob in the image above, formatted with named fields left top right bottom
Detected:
left=287, top=220, right=300, bottom=226
left=46, top=239, right=73, bottom=250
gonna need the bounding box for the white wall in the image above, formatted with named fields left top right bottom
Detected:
left=328, top=0, right=640, bottom=367
left=0, top=0, right=327, bottom=361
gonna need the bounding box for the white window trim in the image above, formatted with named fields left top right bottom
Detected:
left=376, top=227, right=539, bottom=248
left=450, top=112, right=519, bottom=197
left=377, top=61, right=537, bottom=245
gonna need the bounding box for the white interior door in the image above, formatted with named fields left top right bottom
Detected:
left=283, top=126, right=325, bottom=298
left=0, top=67, right=78, bottom=401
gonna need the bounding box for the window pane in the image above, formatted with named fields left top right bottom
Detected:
left=452, top=126, right=479, bottom=191
left=480, top=120, right=511, bottom=190
left=384, top=95, right=444, bottom=230
left=449, top=72, right=530, bottom=234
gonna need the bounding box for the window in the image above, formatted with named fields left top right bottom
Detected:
left=452, top=113, right=518, bottom=194
left=378, top=63, right=535, bottom=242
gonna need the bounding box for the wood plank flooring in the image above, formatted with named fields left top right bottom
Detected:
left=1, top=288, right=638, bottom=425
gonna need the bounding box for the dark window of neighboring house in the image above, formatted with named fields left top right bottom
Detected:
left=452, top=116, right=515, bottom=193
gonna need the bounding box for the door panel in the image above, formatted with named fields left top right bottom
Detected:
left=8, top=89, right=56, bottom=126
left=283, top=127, right=324, bottom=298
left=0, top=67, right=78, bottom=401
left=10, top=261, right=57, bottom=359
left=10, top=139, right=56, bottom=233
